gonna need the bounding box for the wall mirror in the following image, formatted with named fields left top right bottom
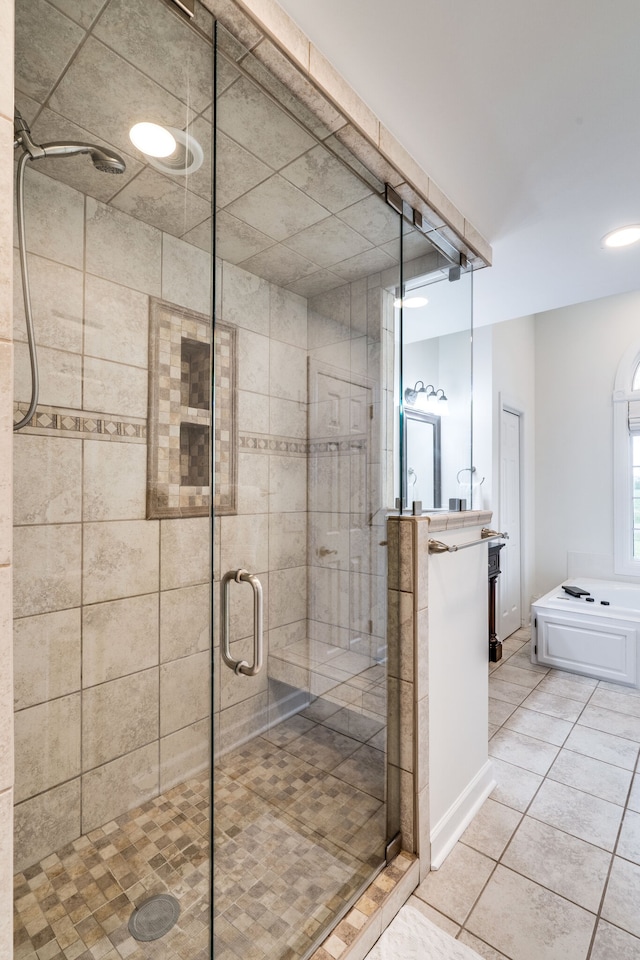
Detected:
left=404, top=408, right=441, bottom=509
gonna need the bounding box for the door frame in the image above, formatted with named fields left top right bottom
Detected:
left=498, top=392, right=525, bottom=633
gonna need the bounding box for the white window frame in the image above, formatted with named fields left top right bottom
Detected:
left=613, top=340, right=640, bottom=576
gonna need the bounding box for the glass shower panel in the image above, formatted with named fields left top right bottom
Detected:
left=214, top=23, right=401, bottom=960
left=398, top=220, right=474, bottom=513
left=12, top=2, right=213, bottom=958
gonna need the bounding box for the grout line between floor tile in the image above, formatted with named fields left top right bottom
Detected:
left=455, top=632, right=640, bottom=958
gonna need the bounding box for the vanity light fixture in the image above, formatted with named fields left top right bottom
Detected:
left=404, top=381, right=449, bottom=415
left=393, top=295, right=428, bottom=308
left=602, top=225, right=640, bottom=248
left=129, top=122, right=177, bottom=158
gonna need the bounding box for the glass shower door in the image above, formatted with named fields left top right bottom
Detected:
left=213, top=22, right=401, bottom=960
left=397, top=217, right=474, bottom=514
left=12, top=2, right=214, bottom=957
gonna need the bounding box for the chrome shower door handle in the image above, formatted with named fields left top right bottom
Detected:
left=220, top=569, right=264, bottom=677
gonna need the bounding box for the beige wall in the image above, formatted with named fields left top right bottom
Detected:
left=214, top=258, right=310, bottom=752
left=0, top=0, right=14, bottom=953
left=12, top=166, right=212, bottom=871
left=215, top=260, right=391, bottom=754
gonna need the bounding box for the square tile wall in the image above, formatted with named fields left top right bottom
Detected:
left=11, top=167, right=213, bottom=872
left=215, top=258, right=310, bottom=757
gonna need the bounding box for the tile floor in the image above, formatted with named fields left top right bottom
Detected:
left=215, top=699, right=387, bottom=960
left=408, top=627, right=640, bottom=960
left=13, top=774, right=210, bottom=960
left=13, top=699, right=386, bottom=960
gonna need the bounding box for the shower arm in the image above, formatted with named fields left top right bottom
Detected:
left=13, top=150, right=39, bottom=432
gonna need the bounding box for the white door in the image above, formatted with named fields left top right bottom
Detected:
left=308, top=360, right=378, bottom=653
left=499, top=407, right=522, bottom=637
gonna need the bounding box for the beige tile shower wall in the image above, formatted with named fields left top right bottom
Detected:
left=0, top=1, right=13, bottom=952
left=307, top=274, right=389, bottom=676
left=215, top=258, right=309, bottom=756
left=386, top=516, right=430, bottom=880
left=12, top=167, right=212, bottom=872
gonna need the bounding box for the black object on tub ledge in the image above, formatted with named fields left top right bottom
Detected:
left=562, top=585, right=591, bottom=598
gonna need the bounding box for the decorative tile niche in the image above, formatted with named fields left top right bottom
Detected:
left=147, top=297, right=237, bottom=518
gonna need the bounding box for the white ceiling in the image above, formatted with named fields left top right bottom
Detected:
left=275, top=0, right=640, bottom=326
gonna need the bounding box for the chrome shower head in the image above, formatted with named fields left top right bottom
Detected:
left=88, top=149, right=127, bottom=175
left=41, top=141, right=127, bottom=174
left=14, top=108, right=126, bottom=175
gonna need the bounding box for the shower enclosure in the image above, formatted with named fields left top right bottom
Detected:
left=10, top=1, right=436, bottom=957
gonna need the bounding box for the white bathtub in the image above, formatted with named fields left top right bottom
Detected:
left=531, top=579, right=640, bottom=687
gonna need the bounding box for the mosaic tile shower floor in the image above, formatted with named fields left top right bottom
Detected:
left=214, top=701, right=386, bottom=960
left=13, top=775, right=210, bottom=960
left=14, top=702, right=386, bottom=960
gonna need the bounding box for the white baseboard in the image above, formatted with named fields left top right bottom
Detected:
left=430, top=760, right=496, bottom=870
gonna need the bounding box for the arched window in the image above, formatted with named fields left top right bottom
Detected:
left=613, top=343, right=640, bottom=575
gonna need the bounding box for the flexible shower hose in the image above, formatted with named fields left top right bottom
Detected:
left=13, top=150, right=39, bottom=432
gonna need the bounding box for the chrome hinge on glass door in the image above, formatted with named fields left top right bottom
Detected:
left=221, top=569, right=264, bottom=677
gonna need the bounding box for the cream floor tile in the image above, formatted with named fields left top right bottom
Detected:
left=491, top=664, right=544, bottom=690
left=590, top=919, right=640, bottom=959
left=528, top=779, right=623, bottom=851
left=413, top=842, right=495, bottom=925
left=466, top=865, right=596, bottom=960
left=562, top=724, right=639, bottom=771
left=489, top=728, right=559, bottom=776
left=578, top=704, right=640, bottom=743
left=601, top=856, right=640, bottom=938
left=501, top=636, right=527, bottom=657
left=628, top=774, right=640, bottom=812
left=504, top=706, right=573, bottom=747
left=538, top=672, right=598, bottom=701
left=460, top=799, right=522, bottom=861
left=488, top=678, right=530, bottom=706
left=501, top=816, right=611, bottom=912
left=521, top=689, right=585, bottom=723
left=405, top=896, right=460, bottom=937
left=457, top=930, right=510, bottom=960
left=488, top=698, right=517, bottom=727
left=617, top=809, right=640, bottom=866
left=590, top=687, right=640, bottom=718
left=507, top=652, right=548, bottom=676
left=547, top=749, right=633, bottom=805
left=489, top=758, right=543, bottom=813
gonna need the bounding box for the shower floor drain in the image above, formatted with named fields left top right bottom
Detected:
left=128, top=894, right=181, bottom=942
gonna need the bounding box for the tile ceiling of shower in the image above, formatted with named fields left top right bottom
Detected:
left=15, top=0, right=439, bottom=298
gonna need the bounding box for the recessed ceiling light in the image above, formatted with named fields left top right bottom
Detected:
left=394, top=296, right=429, bottom=308
left=129, top=122, right=177, bottom=158
left=602, top=225, right=640, bottom=249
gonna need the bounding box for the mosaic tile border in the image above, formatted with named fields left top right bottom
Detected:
left=310, top=851, right=418, bottom=960
left=239, top=433, right=309, bottom=455
left=147, top=298, right=237, bottom=519
left=12, top=403, right=147, bottom=442
left=309, top=438, right=367, bottom=455
left=237, top=435, right=370, bottom=457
